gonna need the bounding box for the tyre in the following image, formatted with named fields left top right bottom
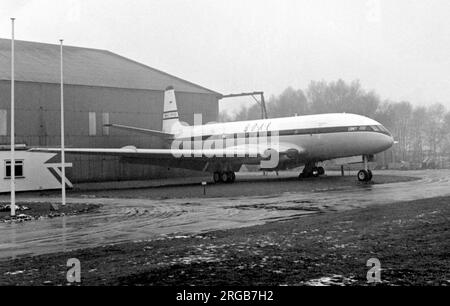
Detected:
left=213, top=172, right=220, bottom=183
left=317, top=166, right=325, bottom=176
left=312, top=167, right=319, bottom=177
left=367, top=170, right=373, bottom=181
left=230, top=172, right=236, bottom=183
left=221, top=172, right=229, bottom=183
left=357, top=170, right=369, bottom=182
left=226, top=172, right=234, bottom=183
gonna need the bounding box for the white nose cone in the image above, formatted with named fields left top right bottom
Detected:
left=381, top=135, right=395, bottom=152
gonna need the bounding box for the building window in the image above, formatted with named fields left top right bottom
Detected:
left=0, top=109, right=7, bottom=136
left=89, top=112, right=96, bottom=136
left=5, top=160, right=24, bottom=179
left=102, top=112, right=110, bottom=136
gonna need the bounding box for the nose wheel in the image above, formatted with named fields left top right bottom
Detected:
left=358, top=155, right=373, bottom=182
left=357, top=169, right=373, bottom=182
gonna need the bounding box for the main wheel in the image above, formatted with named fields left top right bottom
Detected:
left=367, top=170, right=373, bottom=181
left=312, top=167, right=320, bottom=177
left=213, top=172, right=220, bottom=183
left=317, top=166, right=325, bottom=176
left=357, top=170, right=369, bottom=182
left=229, top=172, right=236, bottom=183
left=226, top=171, right=234, bottom=183
left=221, top=172, right=229, bottom=183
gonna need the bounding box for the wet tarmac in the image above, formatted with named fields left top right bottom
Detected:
left=0, top=170, right=449, bottom=259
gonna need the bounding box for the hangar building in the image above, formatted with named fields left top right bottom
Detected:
left=0, top=39, right=221, bottom=183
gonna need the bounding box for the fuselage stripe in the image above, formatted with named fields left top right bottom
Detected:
left=178, top=125, right=391, bottom=141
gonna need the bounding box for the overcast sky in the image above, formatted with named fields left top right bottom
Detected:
left=1, top=0, right=449, bottom=114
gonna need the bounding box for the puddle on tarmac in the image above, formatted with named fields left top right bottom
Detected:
left=301, top=274, right=358, bottom=286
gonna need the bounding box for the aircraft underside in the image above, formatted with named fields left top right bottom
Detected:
left=120, top=152, right=375, bottom=184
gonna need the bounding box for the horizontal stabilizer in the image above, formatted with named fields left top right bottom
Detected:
left=105, top=124, right=174, bottom=138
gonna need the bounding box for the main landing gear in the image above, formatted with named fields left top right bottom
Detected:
left=357, top=155, right=373, bottom=182
left=298, top=163, right=325, bottom=178
left=213, top=171, right=236, bottom=183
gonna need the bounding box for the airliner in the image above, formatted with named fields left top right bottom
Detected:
left=32, top=86, right=394, bottom=183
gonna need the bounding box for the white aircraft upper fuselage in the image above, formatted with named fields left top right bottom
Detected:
left=174, top=113, right=394, bottom=163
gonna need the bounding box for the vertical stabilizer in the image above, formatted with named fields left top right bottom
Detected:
left=162, top=86, right=182, bottom=134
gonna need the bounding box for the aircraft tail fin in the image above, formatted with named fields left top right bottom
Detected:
left=162, top=86, right=182, bottom=134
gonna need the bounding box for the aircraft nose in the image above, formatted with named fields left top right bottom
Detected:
left=379, top=135, right=395, bottom=151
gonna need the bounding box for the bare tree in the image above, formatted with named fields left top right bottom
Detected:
left=267, top=87, right=308, bottom=117
left=375, top=101, right=412, bottom=161
left=307, top=79, right=379, bottom=117
left=409, top=106, right=428, bottom=163
left=218, top=110, right=234, bottom=122
left=424, top=103, right=447, bottom=160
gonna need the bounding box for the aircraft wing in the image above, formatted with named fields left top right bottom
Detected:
left=105, top=124, right=174, bottom=139
left=30, top=146, right=263, bottom=159
left=30, top=142, right=304, bottom=160
left=30, top=143, right=305, bottom=172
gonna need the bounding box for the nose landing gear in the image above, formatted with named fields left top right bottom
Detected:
left=358, top=155, right=373, bottom=182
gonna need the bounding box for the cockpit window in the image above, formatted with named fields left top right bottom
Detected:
left=377, top=125, right=392, bottom=135
left=347, top=125, right=391, bottom=135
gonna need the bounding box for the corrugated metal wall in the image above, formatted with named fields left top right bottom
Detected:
left=0, top=80, right=219, bottom=182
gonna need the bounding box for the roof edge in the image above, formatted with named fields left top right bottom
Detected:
left=0, top=38, right=111, bottom=54
left=104, top=50, right=222, bottom=96
left=0, top=79, right=221, bottom=97
left=0, top=38, right=222, bottom=97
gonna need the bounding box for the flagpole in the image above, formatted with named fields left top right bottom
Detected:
left=60, top=39, right=66, bottom=206
left=10, top=18, right=16, bottom=217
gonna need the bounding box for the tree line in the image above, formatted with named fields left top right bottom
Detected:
left=219, top=79, right=450, bottom=167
